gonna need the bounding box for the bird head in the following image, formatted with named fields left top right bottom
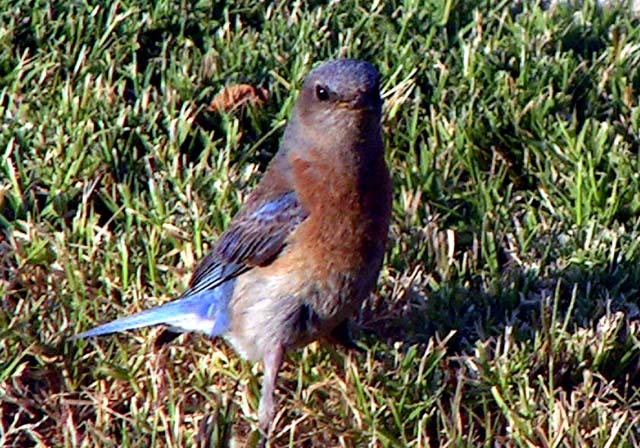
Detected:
left=293, top=59, right=382, bottom=135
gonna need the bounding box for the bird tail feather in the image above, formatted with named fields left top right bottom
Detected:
left=70, top=282, right=233, bottom=340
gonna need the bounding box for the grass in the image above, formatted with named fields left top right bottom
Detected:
left=2, top=0, right=640, bottom=446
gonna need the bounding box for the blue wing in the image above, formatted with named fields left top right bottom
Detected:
left=188, top=191, right=307, bottom=293
left=72, top=191, right=308, bottom=340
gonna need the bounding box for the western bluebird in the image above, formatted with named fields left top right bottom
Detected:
left=72, top=59, right=392, bottom=438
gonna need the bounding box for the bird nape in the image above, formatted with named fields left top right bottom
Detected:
left=71, top=58, right=391, bottom=443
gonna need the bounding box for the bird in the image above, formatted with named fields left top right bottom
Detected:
left=71, top=58, right=392, bottom=439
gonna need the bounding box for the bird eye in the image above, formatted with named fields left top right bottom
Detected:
left=315, top=85, right=330, bottom=101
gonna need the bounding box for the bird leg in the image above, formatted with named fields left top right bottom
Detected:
left=328, top=319, right=365, bottom=353
left=259, top=344, right=284, bottom=438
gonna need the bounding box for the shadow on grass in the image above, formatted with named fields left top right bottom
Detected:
left=363, top=251, right=640, bottom=375
left=356, top=246, right=640, bottom=444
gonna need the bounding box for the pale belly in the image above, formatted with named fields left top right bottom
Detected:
left=223, top=268, right=372, bottom=362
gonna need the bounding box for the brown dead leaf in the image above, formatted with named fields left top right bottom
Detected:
left=208, top=84, right=268, bottom=112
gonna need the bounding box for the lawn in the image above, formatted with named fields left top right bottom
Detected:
left=2, top=0, right=640, bottom=446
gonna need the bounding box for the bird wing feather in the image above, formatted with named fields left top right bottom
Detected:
left=185, top=191, right=308, bottom=297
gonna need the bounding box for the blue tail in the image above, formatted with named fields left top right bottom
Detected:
left=71, top=281, right=234, bottom=340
